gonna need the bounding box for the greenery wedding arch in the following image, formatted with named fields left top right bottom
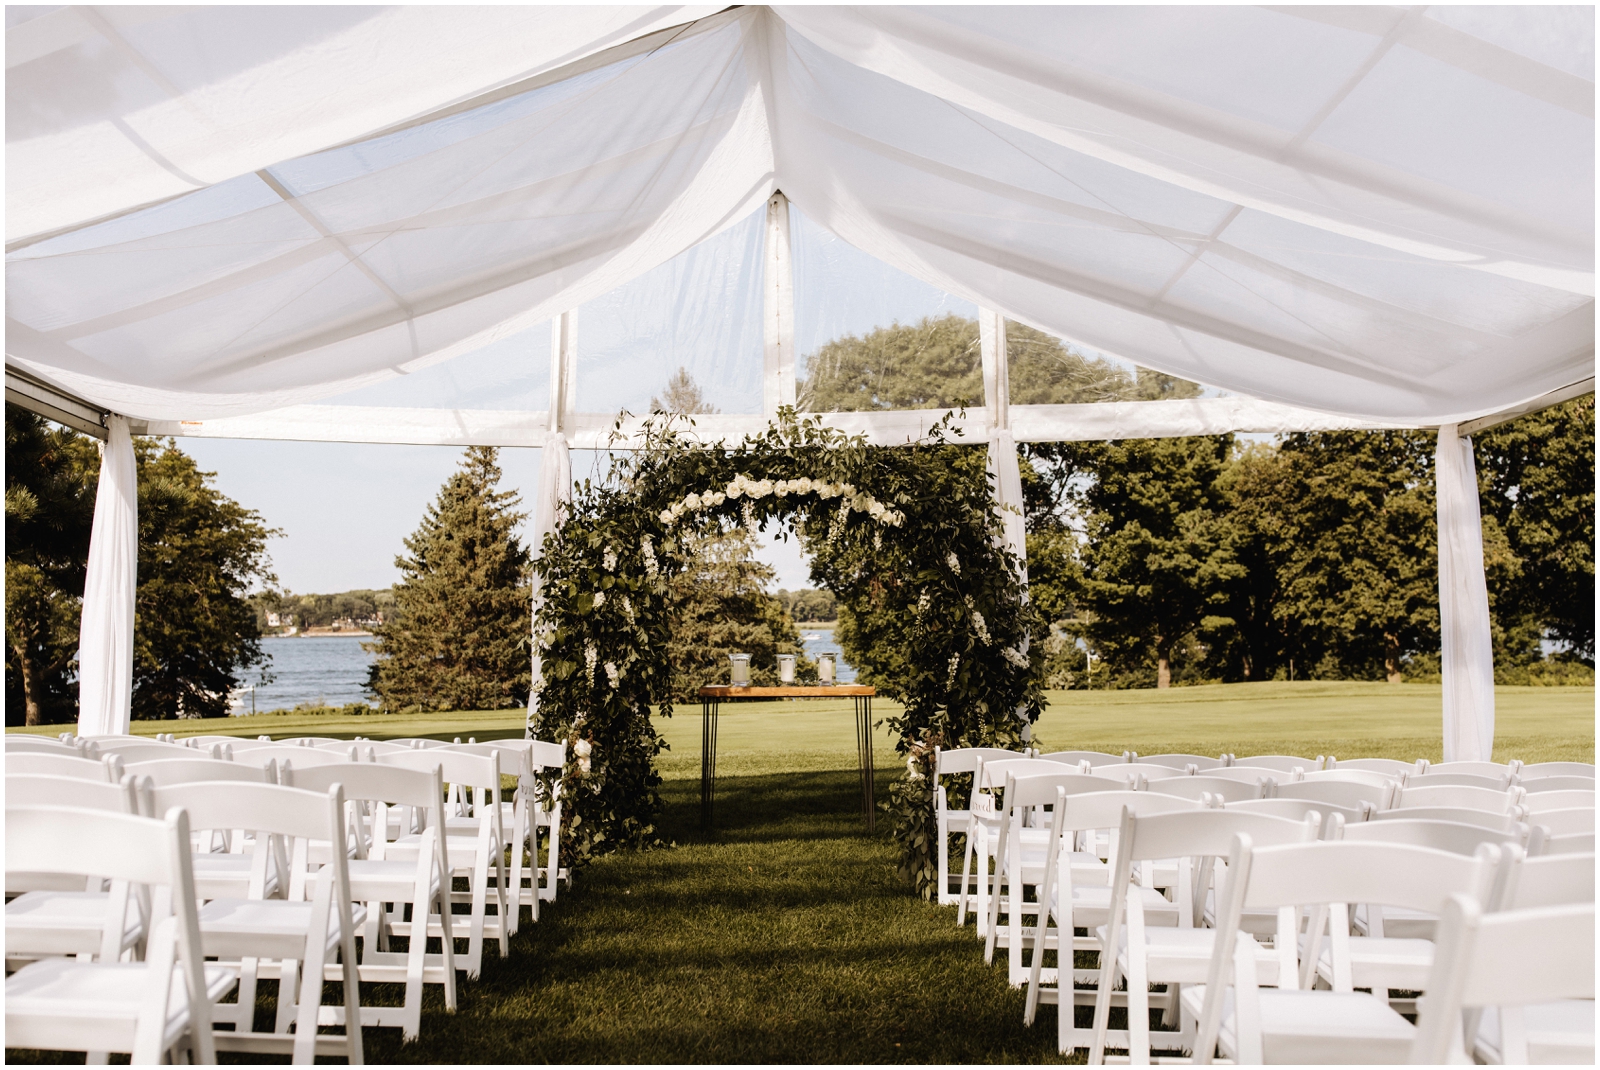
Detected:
left=529, top=410, right=1044, bottom=895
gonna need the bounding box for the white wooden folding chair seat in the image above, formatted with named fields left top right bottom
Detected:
left=1074, top=808, right=1320, bottom=1064
left=285, top=760, right=459, bottom=1040
left=1412, top=896, right=1595, bottom=1065
left=144, top=781, right=365, bottom=1063
left=1229, top=755, right=1322, bottom=774
left=1523, top=788, right=1596, bottom=813
left=1518, top=761, right=1596, bottom=781
left=1182, top=839, right=1436, bottom=1064
left=1020, top=789, right=1207, bottom=1053
left=378, top=748, right=510, bottom=978
left=933, top=746, right=1023, bottom=905
left=5, top=805, right=236, bottom=1064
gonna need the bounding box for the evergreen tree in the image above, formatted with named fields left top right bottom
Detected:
left=368, top=447, right=531, bottom=711
left=649, top=367, right=718, bottom=414
left=663, top=528, right=812, bottom=701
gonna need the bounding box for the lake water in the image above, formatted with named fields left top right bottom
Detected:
left=238, top=627, right=855, bottom=713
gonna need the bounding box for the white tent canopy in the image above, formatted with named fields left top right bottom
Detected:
left=5, top=6, right=1592, bottom=756
left=7, top=5, right=1592, bottom=425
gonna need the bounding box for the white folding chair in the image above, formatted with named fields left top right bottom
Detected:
left=1501, top=851, right=1595, bottom=910
left=1079, top=808, right=1320, bottom=1064
left=932, top=746, right=1024, bottom=905
left=1523, top=788, right=1597, bottom=813
left=1326, top=757, right=1423, bottom=777
left=1518, top=761, right=1596, bottom=781
left=93, top=740, right=211, bottom=764
left=5, top=774, right=147, bottom=964
left=960, top=764, right=1133, bottom=932
left=1371, top=804, right=1526, bottom=831
left=285, top=761, right=457, bottom=1040
left=378, top=748, right=510, bottom=977
left=5, top=735, right=82, bottom=755
left=1186, top=839, right=1431, bottom=1063
left=1313, top=821, right=1512, bottom=989
left=1275, top=778, right=1387, bottom=813
left=525, top=738, right=569, bottom=905
left=7, top=750, right=122, bottom=783
left=445, top=740, right=546, bottom=930
left=1412, top=896, right=1595, bottom=1065
left=1192, top=766, right=1286, bottom=788
left=1426, top=759, right=1522, bottom=779
left=125, top=757, right=275, bottom=787
left=1229, top=755, right=1323, bottom=774
left=1038, top=750, right=1127, bottom=766
left=1020, top=788, right=1206, bottom=1054
left=1138, top=753, right=1230, bottom=771
left=1545, top=831, right=1596, bottom=854
left=144, top=780, right=365, bottom=1063
left=1147, top=775, right=1269, bottom=804
left=1227, top=796, right=1369, bottom=830
left=5, top=806, right=236, bottom=1064
left=1094, top=762, right=1194, bottom=782
left=1522, top=774, right=1600, bottom=793
left=1295, top=767, right=1407, bottom=790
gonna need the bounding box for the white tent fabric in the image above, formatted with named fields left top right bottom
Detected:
left=76, top=416, right=138, bottom=736
left=1435, top=425, right=1496, bottom=763
left=525, top=432, right=573, bottom=736
left=4, top=5, right=722, bottom=244
left=6, top=6, right=1592, bottom=426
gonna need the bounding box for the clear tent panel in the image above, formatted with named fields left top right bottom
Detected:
left=577, top=204, right=765, bottom=416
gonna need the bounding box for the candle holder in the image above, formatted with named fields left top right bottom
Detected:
left=728, top=653, right=752, bottom=687
left=777, top=654, right=796, bottom=684
left=817, top=652, right=836, bottom=686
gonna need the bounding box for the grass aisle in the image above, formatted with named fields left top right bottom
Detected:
left=361, top=767, right=1063, bottom=1065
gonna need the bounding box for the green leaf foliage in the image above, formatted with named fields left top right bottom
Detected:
left=531, top=410, right=1042, bottom=893
left=368, top=446, right=532, bottom=712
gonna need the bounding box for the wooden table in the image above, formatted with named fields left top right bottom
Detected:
left=697, top=685, right=878, bottom=831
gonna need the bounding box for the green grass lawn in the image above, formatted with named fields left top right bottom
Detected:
left=7, top=682, right=1590, bottom=1063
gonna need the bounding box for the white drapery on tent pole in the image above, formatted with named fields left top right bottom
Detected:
left=76, top=415, right=137, bottom=736
left=1436, top=425, right=1496, bottom=763
left=980, top=308, right=1032, bottom=739
left=526, top=433, right=573, bottom=739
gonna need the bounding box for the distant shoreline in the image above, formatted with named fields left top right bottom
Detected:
left=796, top=621, right=835, bottom=628
left=265, top=630, right=372, bottom=638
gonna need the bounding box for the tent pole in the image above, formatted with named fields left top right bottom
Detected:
left=528, top=312, right=577, bottom=739
left=980, top=308, right=1033, bottom=742
left=1435, top=425, right=1495, bottom=762
left=763, top=191, right=796, bottom=416
left=77, top=415, right=138, bottom=736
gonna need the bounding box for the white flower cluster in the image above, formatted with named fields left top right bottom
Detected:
left=970, top=608, right=991, bottom=644
left=640, top=536, right=658, bottom=578
left=602, top=548, right=617, bottom=572
left=906, top=754, right=924, bottom=781
left=604, top=661, right=620, bottom=688
left=1002, top=646, right=1029, bottom=669
left=657, top=474, right=905, bottom=528
left=584, top=642, right=598, bottom=688
left=574, top=737, right=593, bottom=775
left=946, top=552, right=961, bottom=575
left=592, top=590, right=606, bottom=609
left=947, top=652, right=961, bottom=688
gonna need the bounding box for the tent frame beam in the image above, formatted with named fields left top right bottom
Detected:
left=1456, top=377, right=1594, bottom=437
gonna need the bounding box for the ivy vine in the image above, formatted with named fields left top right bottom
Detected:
left=530, top=409, right=1044, bottom=892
